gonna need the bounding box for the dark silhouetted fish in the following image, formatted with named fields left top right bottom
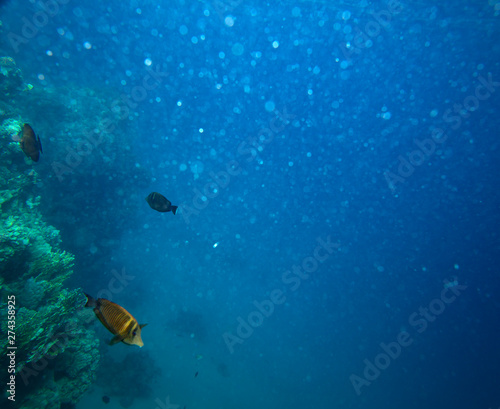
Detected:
left=84, top=293, right=147, bottom=347
left=146, top=192, right=178, bottom=214
left=20, top=123, right=42, bottom=162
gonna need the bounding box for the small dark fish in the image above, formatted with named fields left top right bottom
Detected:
left=146, top=192, right=178, bottom=214
left=19, top=123, right=43, bottom=162
left=102, top=396, right=110, bottom=404
left=84, top=293, right=147, bottom=347
left=194, top=371, right=198, bottom=378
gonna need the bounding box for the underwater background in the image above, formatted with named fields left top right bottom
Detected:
left=1, top=0, right=500, bottom=408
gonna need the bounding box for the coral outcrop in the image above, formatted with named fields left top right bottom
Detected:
left=0, top=113, right=99, bottom=408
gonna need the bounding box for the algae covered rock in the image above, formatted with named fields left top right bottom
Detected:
left=0, top=56, right=25, bottom=99
left=0, top=114, right=100, bottom=408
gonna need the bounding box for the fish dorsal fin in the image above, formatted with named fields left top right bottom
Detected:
left=109, top=334, right=125, bottom=346
left=140, top=324, right=148, bottom=329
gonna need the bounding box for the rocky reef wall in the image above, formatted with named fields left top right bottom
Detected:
left=0, top=59, right=99, bottom=409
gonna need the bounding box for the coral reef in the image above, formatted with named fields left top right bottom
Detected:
left=0, top=56, right=28, bottom=100
left=0, top=114, right=99, bottom=408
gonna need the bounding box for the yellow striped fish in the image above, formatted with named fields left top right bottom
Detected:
left=84, top=293, right=147, bottom=347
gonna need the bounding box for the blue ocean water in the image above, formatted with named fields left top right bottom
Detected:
left=1, top=0, right=500, bottom=408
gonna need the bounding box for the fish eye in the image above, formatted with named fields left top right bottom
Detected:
left=133, top=330, right=137, bottom=336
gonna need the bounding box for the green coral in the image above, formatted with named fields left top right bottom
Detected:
left=0, top=113, right=99, bottom=408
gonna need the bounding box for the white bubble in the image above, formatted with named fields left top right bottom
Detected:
left=46, top=50, right=53, bottom=56
left=265, top=101, right=275, bottom=112
left=272, top=40, right=279, bottom=48
left=191, top=36, right=198, bottom=44
left=84, top=41, right=92, bottom=49
left=224, top=16, right=235, bottom=27
left=213, top=242, right=219, bottom=248
left=232, top=43, right=244, bottom=56
left=177, top=100, right=182, bottom=106
left=144, top=58, right=152, bottom=66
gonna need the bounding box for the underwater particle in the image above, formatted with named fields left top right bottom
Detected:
left=292, top=7, right=301, bottom=17
left=199, top=128, right=204, bottom=133
left=191, top=36, right=198, bottom=44
left=179, top=25, right=188, bottom=35
left=145, top=192, right=178, bottom=214
left=224, top=15, right=235, bottom=27
left=264, top=101, right=275, bottom=112
left=213, top=242, right=219, bottom=248
left=454, top=264, right=460, bottom=269
left=430, top=109, right=438, bottom=117
left=342, top=10, right=352, bottom=20
left=102, top=396, right=110, bottom=404
left=179, top=163, right=187, bottom=171
left=272, top=40, right=279, bottom=48
left=84, top=293, right=147, bottom=347
left=177, top=100, right=182, bottom=106
left=83, top=41, right=92, bottom=49
left=194, top=371, right=198, bottom=378
left=38, top=73, right=45, bottom=80
left=231, top=42, right=244, bottom=56
left=46, top=50, right=53, bottom=56
left=144, top=58, right=152, bottom=66
left=218, top=51, right=225, bottom=59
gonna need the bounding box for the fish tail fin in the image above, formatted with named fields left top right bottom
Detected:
left=37, top=135, right=43, bottom=154
left=171, top=205, right=178, bottom=215
left=84, top=293, right=97, bottom=308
